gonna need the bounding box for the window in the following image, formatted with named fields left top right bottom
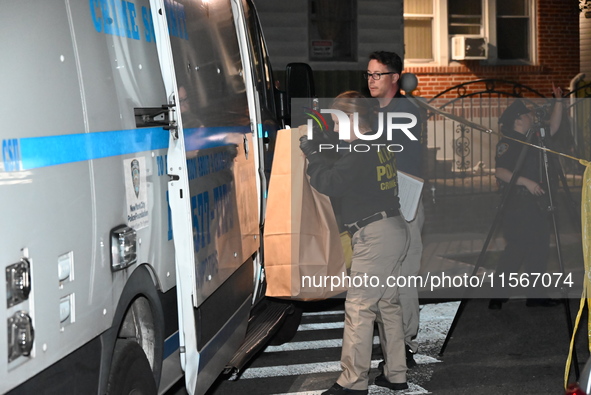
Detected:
left=448, top=0, right=482, bottom=35
left=403, top=0, right=435, bottom=61
left=243, top=0, right=276, bottom=113
left=496, top=0, right=530, bottom=60
left=403, top=0, right=534, bottom=65
left=308, top=0, right=356, bottom=61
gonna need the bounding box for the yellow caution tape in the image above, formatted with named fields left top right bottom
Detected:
left=565, top=160, right=591, bottom=387
left=406, top=94, right=588, bottom=388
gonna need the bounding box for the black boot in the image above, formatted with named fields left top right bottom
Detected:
left=406, top=345, right=417, bottom=368
left=374, top=374, right=409, bottom=391
left=321, top=383, right=368, bottom=395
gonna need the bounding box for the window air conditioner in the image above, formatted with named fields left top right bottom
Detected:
left=451, top=36, right=487, bottom=60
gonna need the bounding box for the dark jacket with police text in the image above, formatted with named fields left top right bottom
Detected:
left=306, top=133, right=400, bottom=225
left=376, top=91, right=423, bottom=178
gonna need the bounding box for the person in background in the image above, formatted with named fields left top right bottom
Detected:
left=365, top=51, right=423, bottom=368
left=489, top=85, right=564, bottom=310
left=300, top=91, right=410, bottom=394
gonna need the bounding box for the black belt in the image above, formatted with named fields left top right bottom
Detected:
left=345, top=208, right=400, bottom=236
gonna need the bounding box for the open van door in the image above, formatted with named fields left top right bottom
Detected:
left=149, top=0, right=263, bottom=393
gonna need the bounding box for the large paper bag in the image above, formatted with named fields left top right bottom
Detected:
left=264, top=126, right=348, bottom=300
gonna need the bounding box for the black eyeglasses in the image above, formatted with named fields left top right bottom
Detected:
left=363, top=71, right=397, bottom=80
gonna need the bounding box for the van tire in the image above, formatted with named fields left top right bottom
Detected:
left=106, top=339, right=158, bottom=395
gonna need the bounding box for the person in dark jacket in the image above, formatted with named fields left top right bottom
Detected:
left=366, top=50, right=423, bottom=368
left=489, top=86, right=564, bottom=310
left=300, top=91, right=410, bottom=394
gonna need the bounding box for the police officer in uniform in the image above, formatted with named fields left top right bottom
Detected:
left=490, top=91, right=563, bottom=310
left=300, top=91, right=410, bottom=394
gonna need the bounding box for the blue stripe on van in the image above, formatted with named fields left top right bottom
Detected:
left=10, top=125, right=252, bottom=171
left=163, top=331, right=180, bottom=359
left=18, top=127, right=169, bottom=170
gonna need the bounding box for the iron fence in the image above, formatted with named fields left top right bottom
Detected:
left=424, top=79, right=585, bottom=197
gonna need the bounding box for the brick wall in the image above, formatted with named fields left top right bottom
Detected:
left=406, top=0, right=580, bottom=99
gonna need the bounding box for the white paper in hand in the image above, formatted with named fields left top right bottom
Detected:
left=397, top=171, right=424, bottom=222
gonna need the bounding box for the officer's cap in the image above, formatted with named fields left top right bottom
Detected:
left=499, top=99, right=531, bottom=126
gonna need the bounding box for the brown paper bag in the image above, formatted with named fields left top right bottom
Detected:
left=264, top=126, right=348, bottom=300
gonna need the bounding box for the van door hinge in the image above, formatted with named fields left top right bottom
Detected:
left=134, top=105, right=178, bottom=139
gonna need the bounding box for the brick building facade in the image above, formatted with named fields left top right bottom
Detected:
left=408, top=0, right=580, bottom=99
left=255, top=0, right=584, bottom=234
left=257, top=0, right=581, bottom=99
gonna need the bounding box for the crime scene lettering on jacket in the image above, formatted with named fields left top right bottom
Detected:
left=376, top=149, right=398, bottom=191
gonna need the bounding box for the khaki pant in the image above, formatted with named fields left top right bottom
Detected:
left=337, top=216, right=409, bottom=390
left=399, top=201, right=424, bottom=353
left=377, top=202, right=424, bottom=354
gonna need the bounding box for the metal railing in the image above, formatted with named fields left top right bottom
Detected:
left=424, top=79, right=584, bottom=197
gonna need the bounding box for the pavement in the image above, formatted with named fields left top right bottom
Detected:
left=418, top=230, right=584, bottom=298
left=415, top=230, right=589, bottom=394
left=424, top=298, right=586, bottom=394
left=174, top=230, right=590, bottom=395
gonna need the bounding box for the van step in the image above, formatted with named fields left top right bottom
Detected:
left=224, top=298, right=293, bottom=377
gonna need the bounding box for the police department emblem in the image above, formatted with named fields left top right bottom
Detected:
left=496, top=143, right=509, bottom=157
left=131, top=159, right=140, bottom=198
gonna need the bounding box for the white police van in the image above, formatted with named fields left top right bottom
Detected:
left=1, top=0, right=309, bottom=393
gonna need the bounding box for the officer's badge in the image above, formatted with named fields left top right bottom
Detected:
left=131, top=159, right=140, bottom=198
left=496, top=143, right=509, bottom=157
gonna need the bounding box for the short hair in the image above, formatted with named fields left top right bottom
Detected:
left=331, top=91, right=377, bottom=130
left=369, top=51, right=403, bottom=74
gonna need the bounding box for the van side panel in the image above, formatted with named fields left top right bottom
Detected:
left=1, top=0, right=278, bottom=392
left=68, top=0, right=176, bottom=294
left=1, top=1, right=175, bottom=392
left=1, top=2, right=98, bottom=391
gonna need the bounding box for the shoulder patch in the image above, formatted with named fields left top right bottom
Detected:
left=496, top=143, right=509, bottom=157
